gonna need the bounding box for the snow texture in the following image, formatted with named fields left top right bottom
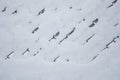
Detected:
left=0, top=0, right=120, bottom=80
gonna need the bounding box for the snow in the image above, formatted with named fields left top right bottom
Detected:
left=0, top=0, right=120, bottom=80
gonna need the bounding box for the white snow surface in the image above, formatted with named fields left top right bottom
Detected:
left=0, top=0, right=120, bottom=80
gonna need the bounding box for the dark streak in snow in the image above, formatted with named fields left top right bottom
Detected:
left=32, top=27, right=39, bottom=34
left=37, top=8, right=45, bottom=16
left=53, top=56, right=60, bottom=62
left=89, top=18, right=99, bottom=27
left=107, top=0, right=117, bottom=8
left=12, top=10, right=17, bottom=14
left=59, top=27, right=76, bottom=44
left=84, top=34, right=95, bottom=45
left=113, top=23, right=119, bottom=27
left=2, top=7, right=7, bottom=12
left=5, top=51, right=14, bottom=60
left=101, top=36, right=119, bottom=51
left=49, top=31, right=60, bottom=41
left=90, top=54, right=99, bottom=62
left=33, top=51, right=39, bottom=56
left=22, top=48, right=30, bottom=55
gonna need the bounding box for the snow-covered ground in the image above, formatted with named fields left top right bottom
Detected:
left=0, top=0, right=120, bottom=80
